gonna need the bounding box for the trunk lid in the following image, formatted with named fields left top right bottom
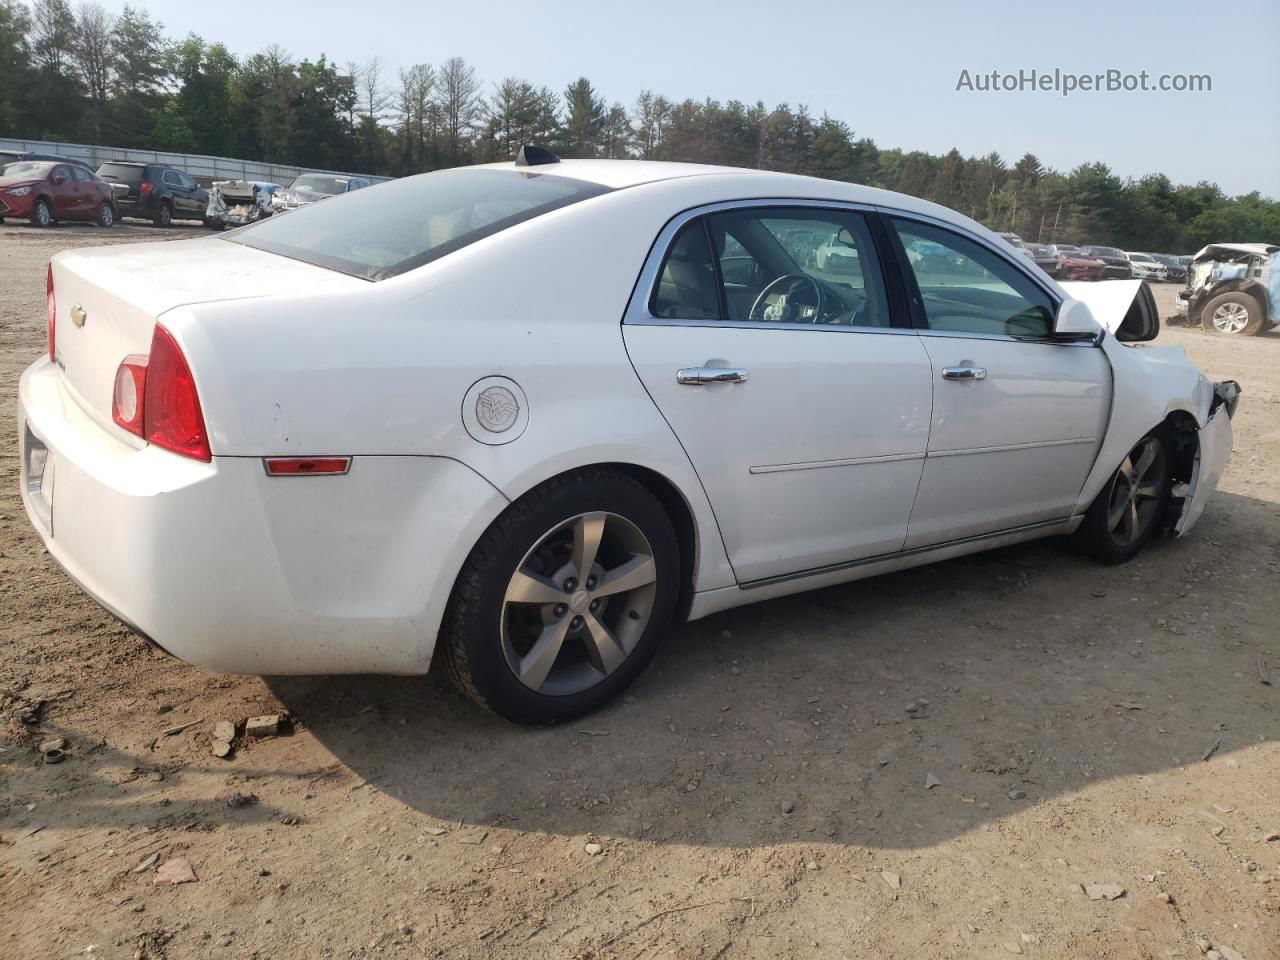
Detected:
left=51, top=236, right=368, bottom=439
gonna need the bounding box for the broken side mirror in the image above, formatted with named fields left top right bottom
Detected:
left=1114, top=282, right=1159, bottom=342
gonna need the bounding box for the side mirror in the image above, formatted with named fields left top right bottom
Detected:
left=1113, top=282, right=1159, bottom=342
left=1053, top=298, right=1102, bottom=341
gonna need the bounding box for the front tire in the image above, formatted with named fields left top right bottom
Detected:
left=1077, top=432, right=1171, bottom=564
left=440, top=469, right=679, bottom=724
left=1202, top=291, right=1264, bottom=336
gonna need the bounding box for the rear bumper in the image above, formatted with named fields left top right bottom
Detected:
left=113, top=197, right=157, bottom=217
left=18, top=357, right=507, bottom=675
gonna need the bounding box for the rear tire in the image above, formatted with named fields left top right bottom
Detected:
left=31, top=198, right=51, bottom=227
left=1201, top=291, right=1264, bottom=336
left=440, top=468, right=679, bottom=725
left=1076, top=431, right=1171, bottom=564
left=96, top=202, right=114, bottom=228
left=153, top=202, right=172, bottom=227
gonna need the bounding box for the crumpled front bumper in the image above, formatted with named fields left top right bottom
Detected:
left=1174, top=380, right=1240, bottom=536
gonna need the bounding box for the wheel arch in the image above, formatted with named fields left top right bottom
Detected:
left=494, top=459, right=705, bottom=624
left=1157, top=409, right=1201, bottom=533
left=602, top=461, right=699, bottom=623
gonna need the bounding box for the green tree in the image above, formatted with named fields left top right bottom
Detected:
left=0, top=0, right=36, bottom=133
left=560, top=76, right=603, bottom=157
left=109, top=4, right=166, bottom=143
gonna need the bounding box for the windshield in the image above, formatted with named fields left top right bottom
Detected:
left=1090, top=246, right=1123, bottom=257
left=288, top=175, right=351, bottom=195
left=2, top=161, right=54, bottom=179
left=231, top=168, right=612, bottom=280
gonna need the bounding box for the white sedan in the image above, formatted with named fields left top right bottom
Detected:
left=1126, top=251, right=1170, bottom=281
left=19, top=152, right=1240, bottom=724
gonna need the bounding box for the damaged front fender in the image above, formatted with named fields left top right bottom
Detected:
left=1172, top=380, right=1240, bottom=536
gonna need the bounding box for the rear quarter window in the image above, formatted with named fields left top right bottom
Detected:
left=228, top=168, right=611, bottom=280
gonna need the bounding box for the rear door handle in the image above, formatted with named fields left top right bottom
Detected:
left=941, top=365, right=987, bottom=381
left=677, top=367, right=750, bottom=385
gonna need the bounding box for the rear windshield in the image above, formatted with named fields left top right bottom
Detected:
left=97, top=163, right=144, bottom=182
left=228, top=168, right=612, bottom=280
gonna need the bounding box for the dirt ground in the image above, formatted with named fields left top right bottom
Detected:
left=1, top=221, right=1277, bottom=960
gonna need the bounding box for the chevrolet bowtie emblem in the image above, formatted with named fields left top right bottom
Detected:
left=71, top=304, right=87, bottom=328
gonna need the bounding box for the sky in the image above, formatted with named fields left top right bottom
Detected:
left=133, top=0, right=1279, bottom=196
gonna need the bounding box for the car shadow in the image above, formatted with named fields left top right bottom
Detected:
left=259, top=489, right=1277, bottom=852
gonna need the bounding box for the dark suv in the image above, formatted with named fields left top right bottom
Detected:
left=95, top=161, right=209, bottom=226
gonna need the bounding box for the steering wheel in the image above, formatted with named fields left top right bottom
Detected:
left=749, top=274, right=825, bottom=323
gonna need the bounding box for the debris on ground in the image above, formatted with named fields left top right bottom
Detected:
left=132, top=853, right=159, bottom=874
left=161, top=719, right=202, bottom=737
left=584, top=842, right=603, bottom=856
left=226, top=793, right=257, bottom=809
left=245, top=715, right=280, bottom=738
left=925, top=772, right=942, bottom=790
left=1202, top=738, right=1222, bottom=762
left=881, top=871, right=901, bottom=889
left=153, top=859, right=198, bottom=885
left=1084, top=883, right=1126, bottom=901
left=1260, top=657, right=1272, bottom=686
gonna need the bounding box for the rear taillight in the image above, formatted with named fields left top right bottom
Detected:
left=145, top=325, right=210, bottom=461
left=110, top=325, right=211, bottom=462
left=46, top=265, right=55, bottom=363
left=139, top=181, right=154, bottom=197
left=112, top=355, right=148, bottom=436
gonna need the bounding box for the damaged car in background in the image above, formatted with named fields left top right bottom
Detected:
left=18, top=155, right=1242, bottom=725
left=1173, top=242, right=1279, bottom=336
left=205, top=180, right=279, bottom=230
left=271, top=173, right=374, bottom=212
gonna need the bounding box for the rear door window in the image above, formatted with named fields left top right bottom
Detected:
left=705, top=207, right=891, bottom=327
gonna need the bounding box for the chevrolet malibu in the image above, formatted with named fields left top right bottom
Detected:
left=19, top=153, right=1240, bottom=724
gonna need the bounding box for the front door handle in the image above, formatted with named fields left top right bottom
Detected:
left=941, top=365, right=987, bottom=382
left=677, top=366, right=750, bottom=386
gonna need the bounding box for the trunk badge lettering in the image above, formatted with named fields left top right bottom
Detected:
left=71, top=304, right=87, bottom=328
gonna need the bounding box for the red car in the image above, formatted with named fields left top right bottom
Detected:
left=0, top=160, right=116, bottom=228
left=1048, top=244, right=1105, bottom=281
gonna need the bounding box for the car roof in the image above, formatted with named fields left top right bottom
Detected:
left=469, top=158, right=995, bottom=229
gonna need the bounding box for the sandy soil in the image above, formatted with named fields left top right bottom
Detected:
left=1, top=222, right=1277, bottom=960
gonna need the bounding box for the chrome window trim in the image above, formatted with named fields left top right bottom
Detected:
left=624, top=197, right=1086, bottom=348
left=624, top=198, right=890, bottom=332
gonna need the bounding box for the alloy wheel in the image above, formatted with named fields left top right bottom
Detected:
left=501, top=511, right=658, bottom=696
left=34, top=201, right=49, bottom=226
left=1211, top=302, right=1250, bottom=334
left=1105, top=437, right=1165, bottom=547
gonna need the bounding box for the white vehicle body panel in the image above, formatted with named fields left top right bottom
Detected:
left=905, top=336, right=1110, bottom=547
left=625, top=323, right=932, bottom=582
left=17, top=159, right=1236, bottom=676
